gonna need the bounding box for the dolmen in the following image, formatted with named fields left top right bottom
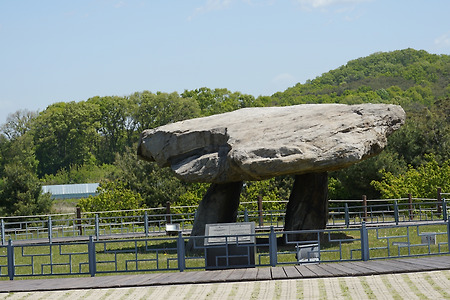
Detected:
left=137, top=103, right=406, bottom=249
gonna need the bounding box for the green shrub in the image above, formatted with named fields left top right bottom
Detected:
left=77, top=181, right=146, bottom=217
left=371, top=155, right=450, bottom=199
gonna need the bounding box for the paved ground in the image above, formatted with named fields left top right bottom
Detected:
left=1, top=256, right=450, bottom=299
left=1, top=270, right=449, bottom=299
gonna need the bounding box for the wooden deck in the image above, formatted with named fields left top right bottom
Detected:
left=0, top=255, right=449, bottom=293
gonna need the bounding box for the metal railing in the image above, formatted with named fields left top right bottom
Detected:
left=328, top=198, right=448, bottom=227
left=1, top=197, right=448, bottom=245
left=0, top=218, right=448, bottom=280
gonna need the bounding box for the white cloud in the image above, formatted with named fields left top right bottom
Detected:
left=295, top=0, right=369, bottom=9
left=435, top=33, right=450, bottom=48
left=188, top=0, right=367, bottom=20
left=114, top=2, right=126, bottom=9
left=243, top=0, right=276, bottom=5
left=189, top=0, right=234, bottom=20
left=189, top=0, right=276, bottom=20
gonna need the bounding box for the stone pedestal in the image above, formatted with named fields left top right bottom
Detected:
left=283, top=172, right=328, bottom=242
left=186, top=181, right=243, bottom=252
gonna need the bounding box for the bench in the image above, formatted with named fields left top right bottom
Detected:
left=296, top=243, right=319, bottom=264
left=165, top=223, right=181, bottom=236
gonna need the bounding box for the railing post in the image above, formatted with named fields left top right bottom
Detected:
left=7, top=240, right=14, bottom=280
left=258, top=196, right=263, bottom=227
left=447, top=216, right=450, bottom=254
left=269, top=226, right=277, bottom=267
left=394, top=200, right=399, bottom=225
left=443, top=199, right=447, bottom=222
left=144, top=211, right=149, bottom=237
left=166, top=201, right=171, bottom=224
left=88, top=236, right=96, bottom=277
left=344, top=203, right=350, bottom=228
left=177, top=232, right=185, bottom=272
left=48, top=216, right=53, bottom=244
left=95, top=214, right=99, bottom=241
left=244, top=208, right=249, bottom=223
left=437, top=187, right=442, bottom=218
left=408, top=193, right=413, bottom=220
left=360, top=222, right=370, bottom=261
left=1, top=219, right=5, bottom=246
left=362, top=195, right=368, bottom=223
left=76, top=207, right=83, bottom=236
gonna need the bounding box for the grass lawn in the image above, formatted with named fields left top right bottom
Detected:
left=1, top=222, right=448, bottom=280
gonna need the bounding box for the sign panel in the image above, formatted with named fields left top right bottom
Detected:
left=204, top=222, right=255, bottom=246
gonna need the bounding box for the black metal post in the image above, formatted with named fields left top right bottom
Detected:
left=7, top=240, right=14, bottom=280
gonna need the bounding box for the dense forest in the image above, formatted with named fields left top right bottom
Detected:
left=0, top=48, right=449, bottom=216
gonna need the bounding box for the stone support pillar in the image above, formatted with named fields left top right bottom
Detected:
left=187, top=181, right=243, bottom=252
left=283, top=172, right=328, bottom=242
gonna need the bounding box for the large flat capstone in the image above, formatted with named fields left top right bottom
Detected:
left=138, top=104, right=405, bottom=183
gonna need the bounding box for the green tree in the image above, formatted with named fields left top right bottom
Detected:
left=329, top=151, right=407, bottom=199
left=0, top=162, right=52, bottom=216
left=181, top=88, right=257, bottom=115
left=77, top=181, right=146, bottom=217
left=1, top=109, right=38, bottom=140
left=88, top=96, right=138, bottom=164
left=0, top=131, right=39, bottom=175
left=1, top=110, right=40, bottom=176
left=388, top=98, right=449, bottom=167
left=171, top=183, right=209, bottom=217
left=371, top=156, right=450, bottom=199
left=240, top=178, right=287, bottom=211
left=111, top=146, right=189, bottom=208
left=133, top=91, right=200, bottom=131
left=32, top=101, right=101, bottom=176
left=41, top=163, right=117, bottom=185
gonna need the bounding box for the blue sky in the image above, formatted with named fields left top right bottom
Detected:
left=1, top=0, right=449, bottom=124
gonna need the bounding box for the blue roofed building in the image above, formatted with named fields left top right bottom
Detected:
left=42, top=183, right=100, bottom=200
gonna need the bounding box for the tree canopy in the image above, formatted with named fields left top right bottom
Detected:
left=0, top=48, right=449, bottom=215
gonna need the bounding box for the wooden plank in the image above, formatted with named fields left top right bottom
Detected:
left=337, top=262, right=374, bottom=275
left=256, top=267, right=272, bottom=280
left=372, top=259, right=426, bottom=273
left=362, top=260, right=401, bottom=274
left=154, top=271, right=196, bottom=285
left=209, top=269, right=236, bottom=282
left=225, top=268, right=248, bottom=282
left=295, top=265, right=319, bottom=278
left=397, top=257, right=448, bottom=270
left=216, top=267, right=258, bottom=283
left=90, top=275, right=141, bottom=288
left=315, top=264, right=349, bottom=277
left=242, top=267, right=259, bottom=281
left=183, top=270, right=223, bottom=284
left=60, top=277, right=105, bottom=290
left=389, top=258, right=432, bottom=271
left=412, top=256, right=450, bottom=268
left=116, top=274, right=166, bottom=287
left=283, top=265, right=303, bottom=279
left=138, top=273, right=173, bottom=284
left=143, top=272, right=180, bottom=285
left=271, top=266, right=287, bottom=279
left=427, top=256, right=450, bottom=266
left=32, top=277, right=80, bottom=290
left=0, top=278, right=52, bottom=292
left=322, top=263, right=358, bottom=276
left=350, top=261, right=392, bottom=274
left=302, top=264, right=333, bottom=277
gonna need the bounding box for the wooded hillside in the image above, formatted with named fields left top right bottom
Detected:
left=1, top=48, right=449, bottom=216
